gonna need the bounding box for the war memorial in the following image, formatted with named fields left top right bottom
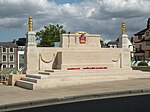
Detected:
left=1, top=17, right=150, bottom=112
left=15, top=17, right=149, bottom=90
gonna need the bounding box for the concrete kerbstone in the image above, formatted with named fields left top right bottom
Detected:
left=1, top=88, right=150, bottom=111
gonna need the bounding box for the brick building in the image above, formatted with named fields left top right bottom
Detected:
left=0, top=41, right=18, bottom=71
left=133, top=18, right=150, bottom=61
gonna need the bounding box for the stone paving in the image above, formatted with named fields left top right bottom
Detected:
left=1, top=78, right=150, bottom=106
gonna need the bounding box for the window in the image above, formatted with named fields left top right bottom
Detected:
left=2, top=64, right=7, bottom=69
left=9, top=48, right=14, bottom=53
left=2, top=47, right=7, bottom=53
left=2, top=55, right=7, bottom=62
left=9, top=64, right=14, bottom=68
left=9, top=55, right=14, bottom=62
left=138, top=35, right=142, bottom=40
left=146, top=31, right=150, bottom=36
left=146, top=41, right=150, bottom=46
left=139, top=44, right=142, bottom=50
left=137, top=56, right=144, bottom=61
left=19, top=54, right=24, bottom=69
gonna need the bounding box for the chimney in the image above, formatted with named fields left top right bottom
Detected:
left=12, top=39, right=16, bottom=44
left=147, top=18, right=150, bottom=29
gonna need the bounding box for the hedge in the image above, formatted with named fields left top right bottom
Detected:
left=138, top=61, right=148, bottom=66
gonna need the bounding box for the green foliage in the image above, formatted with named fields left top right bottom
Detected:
left=100, top=40, right=105, bottom=47
left=0, top=68, right=19, bottom=81
left=0, top=67, right=12, bottom=75
left=138, top=61, right=148, bottom=66
left=131, top=57, right=134, bottom=65
left=36, top=24, right=66, bottom=47
left=0, top=68, right=19, bottom=75
left=16, top=38, right=26, bottom=46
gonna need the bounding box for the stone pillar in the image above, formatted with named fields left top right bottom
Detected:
left=118, top=34, right=133, bottom=49
left=27, top=32, right=36, bottom=46
left=118, top=34, right=132, bottom=69
left=121, top=48, right=132, bottom=69
left=24, top=32, right=38, bottom=74
left=24, top=16, right=39, bottom=74
left=118, top=21, right=133, bottom=50
left=61, top=34, right=68, bottom=48
left=118, top=21, right=133, bottom=69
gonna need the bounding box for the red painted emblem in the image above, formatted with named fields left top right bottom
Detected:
left=79, top=34, right=86, bottom=44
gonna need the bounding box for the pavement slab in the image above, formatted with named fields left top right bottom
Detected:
left=1, top=78, right=150, bottom=107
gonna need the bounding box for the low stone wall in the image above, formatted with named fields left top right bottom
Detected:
left=62, top=48, right=131, bottom=70
left=25, top=45, right=131, bottom=74
left=37, top=47, right=62, bottom=71
left=25, top=46, right=63, bottom=74
left=8, top=74, right=26, bottom=86
left=132, top=66, right=150, bottom=71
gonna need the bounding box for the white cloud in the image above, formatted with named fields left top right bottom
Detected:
left=0, top=0, right=150, bottom=41
left=0, top=18, right=24, bottom=28
left=91, top=0, right=150, bottom=20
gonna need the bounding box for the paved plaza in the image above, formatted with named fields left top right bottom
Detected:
left=1, top=77, right=150, bottom=107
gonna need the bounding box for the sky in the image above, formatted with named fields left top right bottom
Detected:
left=0, top=0, right=150, bottom=42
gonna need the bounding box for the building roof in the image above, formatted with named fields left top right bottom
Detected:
left=0, top=42, right=18, bottom=48
left=134, top=28, right=147, bottom=36
left=134, top=18, right=150, bottom=36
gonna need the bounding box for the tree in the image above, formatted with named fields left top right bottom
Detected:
left=36, top=24, right=66, bottom=47
left=100, top=39, right=105, bottom=48
left=16, top=38, right=26, bottom=46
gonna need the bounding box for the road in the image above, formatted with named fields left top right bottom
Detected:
left=12, top=94, right=150, bottom=112
left=1, top=78, right=150, bottom=111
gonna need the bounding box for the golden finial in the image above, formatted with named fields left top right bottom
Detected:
left=122, top=21, right=125, bottom=34
left=28, top=16, right=33, bottom=32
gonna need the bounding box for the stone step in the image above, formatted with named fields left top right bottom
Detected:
left=32, top=71, right=150, bottom=80
left=21, top=77, right=39, bottom=83
left=17, top=75, right=124, bottom=90
left=26, top=74, right=50, bottom=79
left=37, top=74, right=150, bottom=83
left=21, top=77, right=63, bottom=83
left=33, top=80, right=101, bottom=90
left=49, top=71, right=150, bottom=78
left=16, top=73, right=150, bottom=90
left=26, top=73, right=149, bottom=83
left=16, top=80, right=34, bottom=90
left=16, top=76, right=127, bottom=90
left=34, top=77, right=133, bottom=90
left=21, top=75, right=114, bottom=84
left=45, top=70, right=144, bottom=75
left=38, top=71, right=50, bottom=75
left=49, top=75, right=132, bottom=81
left=44, top=70, right=54, bottom=73
left=16, top=69, right=150, bottom=90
